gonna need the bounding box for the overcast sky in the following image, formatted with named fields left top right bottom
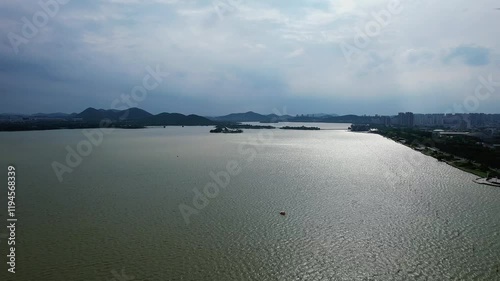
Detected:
left=1, top=0, right=499, bottom=115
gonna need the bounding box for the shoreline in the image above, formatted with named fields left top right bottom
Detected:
left=369, top=132, right=499, bottom=186
left=473, top=178, right=500, bottom=187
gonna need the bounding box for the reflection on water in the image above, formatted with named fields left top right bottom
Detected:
left=0, top=125, right=499, bottom=280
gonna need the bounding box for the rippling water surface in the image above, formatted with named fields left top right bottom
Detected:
left=1, top=124, right=499, bottom=280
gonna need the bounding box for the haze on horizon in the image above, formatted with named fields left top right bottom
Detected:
left=1, top=0, right=500, bottom=116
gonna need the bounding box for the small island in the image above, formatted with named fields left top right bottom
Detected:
left=210, top=125, right=243, bottom=133
left=280, top=126, right=320, bottom=130
left=208, top=123, right=276, bottom=133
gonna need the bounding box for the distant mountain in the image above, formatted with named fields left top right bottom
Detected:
left=77, top=107, right=118, bottom=121
left=77, top=107, right=152, bottom=121
left=0, top=107, right=218, bottom=131
left=145, top=113, right=216, bottom=126
left=211, top=111, right=292, bottom=122
left=76, top=107, right=215, bottom=126
left=212, top=111, right=268, bottom=122
left=325, top=115, right=364, bottom=122
left=121, top=107, right=153, bottom=120
left=266, top=113, right=293, bottom=122
left=291, top=114, right=370, bottom=123
left=305, top=113, right=339, bottom=118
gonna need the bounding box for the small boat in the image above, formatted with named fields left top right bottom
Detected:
left=279, top=211, right=286, bottom=216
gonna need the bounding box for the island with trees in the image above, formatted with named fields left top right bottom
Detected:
left=209, top=125, right=243, bottom=133
left=224, top=124, right=275, bottom=129
left=280, top=126, right=320, bottom=130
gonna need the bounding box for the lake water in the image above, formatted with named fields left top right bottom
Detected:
left=1, top=123, right=499, bottom=280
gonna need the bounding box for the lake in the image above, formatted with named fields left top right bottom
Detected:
left=1, top=123, right=499, bottom=280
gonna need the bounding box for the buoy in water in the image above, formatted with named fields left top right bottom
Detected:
left=279, top=211, right=286, bottom=216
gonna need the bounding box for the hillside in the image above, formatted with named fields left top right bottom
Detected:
left=77, top=107, right=152, bottom=121
left=211, top=111, right=292, bottom=122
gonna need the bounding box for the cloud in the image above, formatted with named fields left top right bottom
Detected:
left=0, top=0, right=499, bottom=115
left=443, top=45, right=491, bottom=66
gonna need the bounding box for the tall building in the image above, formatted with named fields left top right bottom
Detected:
left=414, top=114, right=425, bottom=126
left=398, top=112, right=414, bottom=127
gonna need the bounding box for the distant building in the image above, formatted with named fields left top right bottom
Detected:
left=390, top=115, right=398, bottom=126
left=413, top=114, right=425, bottom=126
left=398, top=112, right=414, bottom=127
left=355, top=113, right=499, bottom=129
left=413, top=113, right=448, bottom=127
left=369, top=115, right=390, bottom=125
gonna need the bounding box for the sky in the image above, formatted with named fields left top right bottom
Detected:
left=1, top=0, right=499, bottom=116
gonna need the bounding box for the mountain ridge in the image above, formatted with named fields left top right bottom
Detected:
left=209, top=111, right=293, bottom=122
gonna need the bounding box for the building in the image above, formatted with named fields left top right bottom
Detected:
left=398, top=112, right=414, bottom=127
